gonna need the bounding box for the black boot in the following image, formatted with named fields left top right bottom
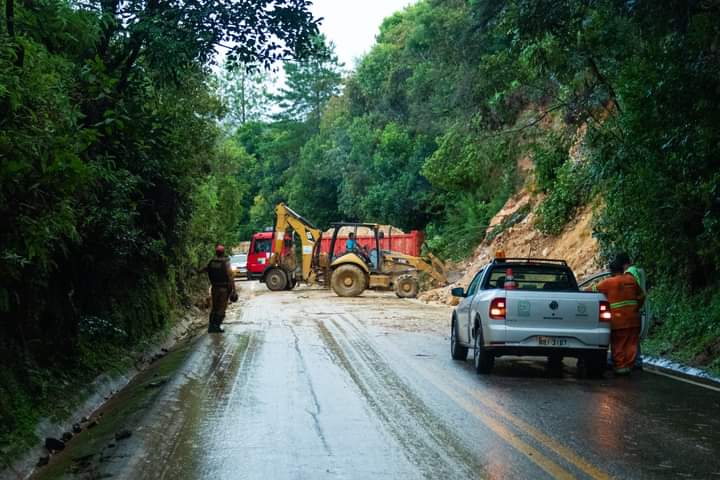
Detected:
left=208, top=313, right=225, bottom=333
left=214, top=313, right=225, bottom=333
left=208, top=313, right=221, bottom=333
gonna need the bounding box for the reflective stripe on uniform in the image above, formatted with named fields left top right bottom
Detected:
left=610, top=299, right=639, bottom=309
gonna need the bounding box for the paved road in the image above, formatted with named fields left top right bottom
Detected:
left=34, top=284, right=720, bottom=479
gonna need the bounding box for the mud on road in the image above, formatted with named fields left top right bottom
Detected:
left=31, top=283, right=720, bottom=480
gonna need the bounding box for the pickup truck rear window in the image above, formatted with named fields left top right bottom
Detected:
left=485, top=265, right=578, bottom=291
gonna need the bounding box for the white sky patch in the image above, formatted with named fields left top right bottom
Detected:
left=214, top=1, right=417, bottom=118
left=258, top=0, right=416, bottom=110
left=311, top=0, right=417, bottom=69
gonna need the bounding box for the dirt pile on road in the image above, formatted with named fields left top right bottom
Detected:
left=419, top=189, right=600, bottom=305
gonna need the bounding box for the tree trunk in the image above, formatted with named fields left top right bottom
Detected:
left=241, top=69, right=247, bottom=124
left=4, top=0, right=24, bottom=68
left=6, top=0, right=14, bottom=37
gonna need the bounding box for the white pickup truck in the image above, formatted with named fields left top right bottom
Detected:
left=450, top=258, right=611, bottom=376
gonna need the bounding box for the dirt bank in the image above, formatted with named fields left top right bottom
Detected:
left=419, top=189, right=600, bottom=305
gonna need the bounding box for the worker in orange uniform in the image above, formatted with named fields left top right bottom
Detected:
left=617, top=252, right=648, bottom=370
left=593, top=258, right=645, bottom=375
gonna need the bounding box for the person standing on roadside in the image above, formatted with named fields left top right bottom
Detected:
left=202, top=244, right=236, bottom=333
left=617, top=252, right=648, bottom=370
left=592, top=257, right=645, bottom=375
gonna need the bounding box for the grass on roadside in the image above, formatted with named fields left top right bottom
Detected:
left=32, top=344, right=194, bottom=479
left=0, top=314, right=183, bottom=471
left=642, top=285, right=720, bottom=377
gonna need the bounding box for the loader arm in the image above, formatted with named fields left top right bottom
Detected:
left=271, top=203, right=323, bottom=284
left=382, top=251, right=448, bottom=285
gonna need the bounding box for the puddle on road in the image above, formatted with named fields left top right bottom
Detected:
left=136, top=331, right=262, bottom=480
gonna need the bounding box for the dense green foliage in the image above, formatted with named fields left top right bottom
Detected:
left=237, top=0, right=719, bottom=369
left=0, top=0, right=317, bottom=462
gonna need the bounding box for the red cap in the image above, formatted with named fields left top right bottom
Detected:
left=215, top=244, right=225, bottom=254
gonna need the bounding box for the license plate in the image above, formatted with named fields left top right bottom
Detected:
left=538, top=336, right=567, bottom=346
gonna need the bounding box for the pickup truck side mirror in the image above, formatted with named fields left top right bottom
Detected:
left=451, top=287, right=466, bottom=298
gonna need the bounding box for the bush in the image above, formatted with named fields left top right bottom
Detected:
left=643, top=284, right=720, bottom=375
left=532, top=132, right=571, bottom=192
left=425, top=190, right=511, bottom=261
left=535, top=161, right=593, bottom=235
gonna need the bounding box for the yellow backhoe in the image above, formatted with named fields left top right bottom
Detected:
left=261, top=203, right=447, bottom=298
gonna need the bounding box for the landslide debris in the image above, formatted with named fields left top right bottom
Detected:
left=419, top=189, right=600, bottom=305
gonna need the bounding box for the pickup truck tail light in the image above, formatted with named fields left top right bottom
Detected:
left=599, top=301, right=612, bottom=322
left=489, top=298, right=506, bottom=320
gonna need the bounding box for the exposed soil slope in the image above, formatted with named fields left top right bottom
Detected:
left=420, top=189, right=600, bottom=305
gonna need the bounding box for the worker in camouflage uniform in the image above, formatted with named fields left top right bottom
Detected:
left=202, top=244, right=236, bottom=333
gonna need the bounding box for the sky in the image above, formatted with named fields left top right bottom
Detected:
left=310, top=0, right=417, bottom=69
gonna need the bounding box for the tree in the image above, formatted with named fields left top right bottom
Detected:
left=273, top=34, right=344, bottom=129
left=71, top=0, right=319, bottom=129
left=218, top=64, right=275, bottom=128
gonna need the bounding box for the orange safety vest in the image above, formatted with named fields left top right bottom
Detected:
left=594, top=273, right=645, bottom=330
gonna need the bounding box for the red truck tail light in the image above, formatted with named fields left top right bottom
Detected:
left=489, top=298, right=506, bottom=320
left=599, top=301, right=612, bottom=322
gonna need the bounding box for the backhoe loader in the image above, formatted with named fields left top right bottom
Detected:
left=260, top=203, right=447, bottom=298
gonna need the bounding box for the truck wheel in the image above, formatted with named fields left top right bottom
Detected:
left=394, top=274, right=419, bottom=298
left=450, top=317, right=468, bottom=360
left=266, top=268, right=288, bottom=291
left=473, top=328, right=494, bottom=374
left=331, top=264, right=366, bottom=297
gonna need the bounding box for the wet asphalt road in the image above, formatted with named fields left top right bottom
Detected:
left=46, top=284, right=720, bottom=479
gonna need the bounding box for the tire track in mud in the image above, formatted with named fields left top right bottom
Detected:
left=217, top=332, right=262, bottom=416
left=315, top=314, right=488, bottom=479
left=288, top=323, right=332, bottom=455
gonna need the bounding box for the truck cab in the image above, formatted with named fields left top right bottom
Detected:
left=247, top=230, right=295, bottom=280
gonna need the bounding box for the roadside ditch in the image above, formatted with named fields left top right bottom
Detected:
left=2, top=305, right=211, bottom=480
